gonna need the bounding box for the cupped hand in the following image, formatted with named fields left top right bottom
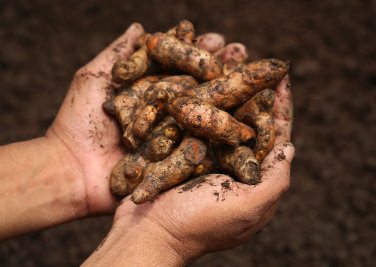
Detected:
left=114, top=76, right=294, bottom=262
left=46, top=23, right=145, bottom=215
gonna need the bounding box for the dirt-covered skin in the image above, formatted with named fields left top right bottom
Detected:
left=235, top=89, right=276, bottom=162
left=216, top=145, right=260, bottom=184
left=147, top=32, right=222, bottom=81
left=131, top=136, right=207, bottom=204
left=183, top=59, right=288, bottom=110
left=111, top=46, right=148, bottom=83
left=167, top=96, right=256, bottom=146
left=110, top=153, right=147, bottom=197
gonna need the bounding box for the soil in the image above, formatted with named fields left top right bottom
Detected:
left=0, top=0, right=375, bottom=266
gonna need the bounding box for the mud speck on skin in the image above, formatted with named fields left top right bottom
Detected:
left=213, top=190, right=220, bottom=201
left=221, top=181, right=231, bottom=189
left=276, top=151, right=286, bottom=161
left=179, top=176, right=207, bottom=192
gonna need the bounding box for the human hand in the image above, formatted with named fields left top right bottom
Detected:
left=104, top=76, right=295, bottom=264
left=46, top=23, right=145, bottom=215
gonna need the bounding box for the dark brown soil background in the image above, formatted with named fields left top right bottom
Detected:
left=0, top=0, right=375, bottom=266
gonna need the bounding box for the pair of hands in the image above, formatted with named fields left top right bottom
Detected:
left=47, top=23, right=294, bottom=263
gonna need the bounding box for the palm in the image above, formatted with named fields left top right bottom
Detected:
left=49, top=70, right=125, bottom=213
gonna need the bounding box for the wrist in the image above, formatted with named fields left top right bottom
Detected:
left=0, top=136, right=87, bottom=239
left=83, top=210, right=198, bottom=267
left=43, top=132, right=88, bottom=219
left=117, top=219, right=187, bottom=267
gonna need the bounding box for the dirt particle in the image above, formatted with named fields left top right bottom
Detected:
left=213, top=190, right=220, bottom=201
left=221, top=181, right=230, bottom=189
left=179, top=176, right=207, bottom=192
left=276, top=151, right=286, bottom=161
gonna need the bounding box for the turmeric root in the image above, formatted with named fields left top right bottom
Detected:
left=234, top=89, right=276, bottom=162
left=183, top=58, right=289, bottom=110
left=111, top=119, right=181, bottom=196
left=215, top=43, right=248, bottom=75
left=166, top=20, right=195, bottom=44
left=133, top=105, right=160, bottom=139
left=167, top=96, right=256, bottom=146
left=195, top=33, right=225, bottom=53
left=136, top=33, right=151, bottom=48
left=103, top=91, right=139, bottom=130
left=110, top=153, right=147, bottom=196
left=130, top=75, right=161, bottom=96
left=103, top=75, right=161, bottom=134
left=132, top=76, right=198, bottom=139
left=215, top=43, right=249, bottom=64
left=143, top=75, right=198, bottom=104
left=192, top=153, right=216, bottom=177
left=160, top=75, right=198, bottom=90
left=132, top=136, right=207, bottom=204
left=147, top=33, right=222, bottom=81
left=175, top=20, right=195, bottom=44
left=123, top=121, right=140, bottom=150
left=105, top=21, right=290, bottom=203
left=141, top=118, right=181, bottom=161
left=216, top=145, right=260, bottom=185
left=112, top=46, right=148, bottom=83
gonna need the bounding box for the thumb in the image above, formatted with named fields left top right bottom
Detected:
left=85, top=23, right=145, bottom=74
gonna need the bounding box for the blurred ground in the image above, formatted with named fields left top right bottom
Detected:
left=0, top=0, right=375, bottom=266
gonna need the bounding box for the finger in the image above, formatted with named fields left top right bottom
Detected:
left=195, top=33, right=225, bottom=53
left=85, top=23, right=145, bottom=74
left=214, top=43, right=249, bottom=63
left=241, top=142, right=294, bottom=209
left=273, top=75, right=293, bottom=144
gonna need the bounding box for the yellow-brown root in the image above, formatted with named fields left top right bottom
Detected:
left=147, top=33, right=222, bottom=81
left=234, top=89, right=276, bottom=162
left=216, top=145, right=260, bottom=185
left=167, top=96, right=256, bottom=146
left=132, top=136, right=207, bottom=204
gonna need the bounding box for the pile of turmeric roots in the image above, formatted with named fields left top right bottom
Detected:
left=104, top=20, right=289, bottom=204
